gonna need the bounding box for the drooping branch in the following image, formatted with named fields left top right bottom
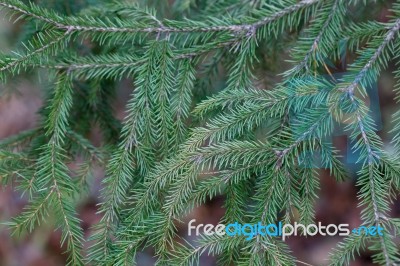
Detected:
left=337, top=18, right=400, bottom=266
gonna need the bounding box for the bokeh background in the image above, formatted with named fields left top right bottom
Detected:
left=0, top=1, right=399, bottom=265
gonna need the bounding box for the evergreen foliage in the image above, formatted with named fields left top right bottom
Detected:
left=0, top=0, right=400, bottom=265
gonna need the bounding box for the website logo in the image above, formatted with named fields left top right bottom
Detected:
left=188, top=219, right=384, bottom=241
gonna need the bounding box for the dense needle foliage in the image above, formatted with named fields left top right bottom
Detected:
left=1, top=0, right=400, bottom=265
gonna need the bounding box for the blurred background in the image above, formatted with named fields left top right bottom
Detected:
left=0, top=0, right=399, bottom=265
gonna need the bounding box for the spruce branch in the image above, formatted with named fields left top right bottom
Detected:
left=26, top=39, right=238, bottom=81
left=1, top=0, right=400, bottom=265
left=7, top=74, right=85, bottom=265
left=0, top=0, right=319, bottom=34
left=287, top=0, right=345, bottom=76
left=327, top=16, right=400, bottom=266
left=0, top=30, right=71, bottom=80
left=0, top=30, right=70, bottom=72
left=341, top=18, right=400, bottom=96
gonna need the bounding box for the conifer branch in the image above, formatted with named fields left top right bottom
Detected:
left=0, top=0, right=318, bottom=34
left=0, top=30, right=71, bottom=79
left=0, top=31, right=69, bottom=72
left=331, top=17, right=400, bottom=266
left=2, top=0, right=400, bottom=265
left=343, top=18, right=400, bottom=95
left=294, top=0, right=342, bottom=75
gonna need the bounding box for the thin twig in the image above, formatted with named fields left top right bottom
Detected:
left=0, top=30, right=71, bottom=72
